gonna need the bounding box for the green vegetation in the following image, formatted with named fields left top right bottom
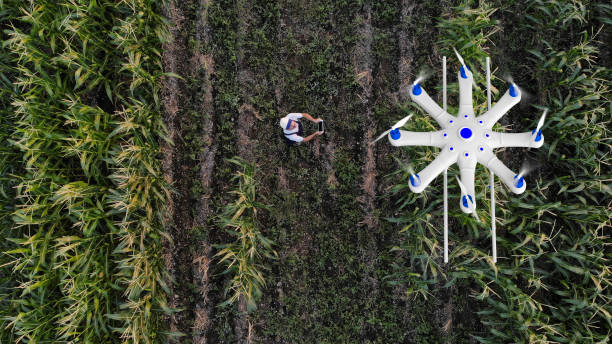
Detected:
left=0, top=1, right=171, bottom=342
left=216, top=158, right=276, bottom=313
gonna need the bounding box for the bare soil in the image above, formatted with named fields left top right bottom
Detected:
left=161, top=0, right=217, bottom=342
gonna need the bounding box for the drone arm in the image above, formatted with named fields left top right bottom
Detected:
left=489, top=131, right=544, bottom=148
left=409, top=148, right=458, bottom=193
left=457, top=156, right=477, bottom=213
left=477, top=150, right=526, bottom=194
left=458, top=68, right=474, bottom=116
left=409, top=86, right=455, bottom=127
left=478, top=86, right=521, bottom=127
left=389, top=130, right=446, bottom=148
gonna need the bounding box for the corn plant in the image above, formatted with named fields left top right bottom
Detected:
left=0, top=2, right=22, bottom=343
left=215, top=157, right=277, bottom=313
left=0, top=0, right=172, bottom=342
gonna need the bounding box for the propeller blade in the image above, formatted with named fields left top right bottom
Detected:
left=392, top=114, right=413, bottom=129
left=371, top=115, right=412, bottom=145
left=454, top=47, right=475, bottom=86
left=535, top=109, right=547, bottom=133
left=472, top=207, right=481, bottom=222
left=407, top=164, right=415, bottom=176
left=453, top=47, right=466, bottom=68
left=370, top=129, right=391, bottom=144
left=455, top=176, right=467, bottom=195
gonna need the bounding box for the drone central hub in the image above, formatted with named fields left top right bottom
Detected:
left=459, top=127, right=473, bottom=140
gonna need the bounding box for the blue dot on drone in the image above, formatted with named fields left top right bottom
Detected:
left=480, top=147, right=484, bottom=151
left=460, top=127, right=472, bottom=139
left=465, top=153, right=469, bottom=157
left=450, top=147, right=454, bottom=151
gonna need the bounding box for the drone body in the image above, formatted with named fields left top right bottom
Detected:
left=388, top=65, right=544, bottom=215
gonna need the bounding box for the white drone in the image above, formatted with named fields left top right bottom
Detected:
left=373, top=50, right=546, bottom=263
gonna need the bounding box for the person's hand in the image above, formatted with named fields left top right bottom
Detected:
left=316, top=131, right=324, bottom=135
left=315, top=117, right=323, bottom=122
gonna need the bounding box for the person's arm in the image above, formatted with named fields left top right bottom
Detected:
left=301, top=131, right=323, bottom=143
left=301, top=113, right=322, bottom=123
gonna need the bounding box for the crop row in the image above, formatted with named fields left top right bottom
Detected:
left=0, top=1, right=172, bottom=343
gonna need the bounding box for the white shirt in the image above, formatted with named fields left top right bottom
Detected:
left=282, top=113, right=303, bottom=142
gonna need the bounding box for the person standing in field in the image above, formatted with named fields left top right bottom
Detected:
left=279, top=112, right=323, bottom=144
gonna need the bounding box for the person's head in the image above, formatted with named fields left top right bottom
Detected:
left=279, top=117, right=298, bottom=130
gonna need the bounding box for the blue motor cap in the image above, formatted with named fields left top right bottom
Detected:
left=390, top=128, right=401, bottom=140
left=514, top=175, right=524, bottom=188
left=462, top=195, right=473, bottom=208
left=531, top=128, right=542, bottom=142
left=509, top=84, right=518, bottom=97
left=460, top=127, right=472, bottom=139
left=460, top=65, right=470, bottom=79
left=412, top=83, right=422, bottom=95
left=409, top=173, right=421, bottom=187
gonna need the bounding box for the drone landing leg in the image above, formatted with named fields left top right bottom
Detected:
left=443, top=56, right=449, bottom=264
left=490, top=171, right=497, bottom=263
left=486, top=57, right=497, bottom=264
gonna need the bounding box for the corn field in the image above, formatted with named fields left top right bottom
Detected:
left=0, top=1, right=171, bottom=342
left=0, top=0, right=610, bottom=343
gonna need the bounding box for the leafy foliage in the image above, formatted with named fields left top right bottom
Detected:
left=216, top=157, right=277, bottom=313
left=0, top=0, right=171, bottom=342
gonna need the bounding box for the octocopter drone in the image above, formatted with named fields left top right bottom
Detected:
left=373, top=49, right=546, bottom=263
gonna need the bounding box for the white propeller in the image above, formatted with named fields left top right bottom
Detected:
left=456, top=176, right=480, bottom=222
left=530, top=109, right=547, bottom=147
left=406, top=164, right=416, bottom=176
left=453, top=47, right=466, bottom=68
left=370, top=114, right=413, bottom=144
left=453, top=47, right=477, bottom=87
left=535, top=109, right=547, bottom=133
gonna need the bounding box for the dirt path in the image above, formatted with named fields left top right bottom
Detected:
left=233, top=0, right=257, bottom=341
left=355, top=4, right=377, bottom=230
left=191, top=1, right=216, bottom=343
left=161, top=1, right=195, bottom=340
left=161, top=1, right=217, bottom=343
left=398, top=0, right=416, bottom=102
